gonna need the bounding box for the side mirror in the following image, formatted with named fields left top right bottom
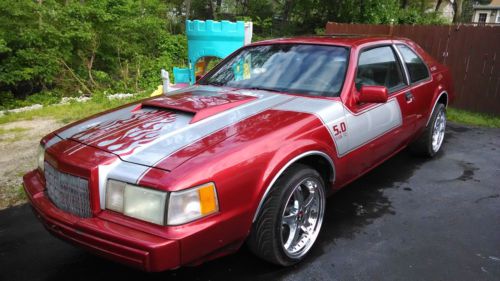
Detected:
left=358, top=85, right=388, bottom=103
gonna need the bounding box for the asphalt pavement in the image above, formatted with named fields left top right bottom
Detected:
left=0, top=122, right=499, bottom=281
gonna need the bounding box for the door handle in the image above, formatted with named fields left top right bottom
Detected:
left=405, top=91, right=414, bottom=103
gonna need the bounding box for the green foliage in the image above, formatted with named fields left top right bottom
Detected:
left=0, top=91, right=62, bottom=110
left=1, top=0, right=451, bottom=109
left=0, top=0, right=187, bottom=102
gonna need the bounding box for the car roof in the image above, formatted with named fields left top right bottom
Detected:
left=251, top=35, right=409, bottom=48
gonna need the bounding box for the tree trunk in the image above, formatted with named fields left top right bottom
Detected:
left=87, top=52, right=96, bottom=87
left=453, top=0, right=463, bottom=23
left=435, top=0, right=443, bottom=12
left=360, top=0, right=366, bottom=22
left=37, top=0, right=43, bottom=28
left=216, top=0, right=222, bottom=15
left=282, top=0, right=295, bottom=29
left=185, top=0, right=191, bottom=20
left=208, top=0, right=215, bottom=19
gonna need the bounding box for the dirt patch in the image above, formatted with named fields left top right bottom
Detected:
left=0, top=119, right=63, bottom=209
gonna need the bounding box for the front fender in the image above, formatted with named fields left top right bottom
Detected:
left=250, top=140, right=336, bottom=222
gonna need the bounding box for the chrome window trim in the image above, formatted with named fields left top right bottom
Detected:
left=355, top=44, right=408, bottom=94
left=252, top=150, right=335, bottom=222
left=392, top=44, right=411, bottom=86
left=394, top=43, right=432, bottom=85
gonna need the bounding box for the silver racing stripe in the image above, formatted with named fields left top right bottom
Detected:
left=56, top=105, right=139, bottom=140
left=41, top=87, right=293, bottom=208
left=44, top=135, right=63, bottom=149
left=342, top=99, right=402, bottom=156
left=273, top=97, right=349, bottom=154
left=122, top=93, right=292, bottom=167
left=274, top=97, right=402, bottom=157
left=45, top=86, right=402, bottom=209
left=101, top=92, right=293, bottom=208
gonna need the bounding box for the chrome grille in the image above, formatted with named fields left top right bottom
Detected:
left=44, top=162, right=92, bottom=218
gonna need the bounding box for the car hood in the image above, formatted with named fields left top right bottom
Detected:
left=49, top=86, right=294, bottom=170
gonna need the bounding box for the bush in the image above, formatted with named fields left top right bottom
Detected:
left=0, top=0, right=188, bottom=104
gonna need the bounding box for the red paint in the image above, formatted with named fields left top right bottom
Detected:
left=358, top=85, right=389, bottom=103
left=24, top=36, right=454, bottom=271
left=142, top=91, right=254, bottom=113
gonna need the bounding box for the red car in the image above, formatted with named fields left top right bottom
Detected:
left=23, top=36, right=453, bottom=271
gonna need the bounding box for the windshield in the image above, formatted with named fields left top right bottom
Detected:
left=199, top=44, right=349, bottom=97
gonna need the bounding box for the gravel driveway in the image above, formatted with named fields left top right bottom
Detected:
left=0, top=119, right=62, bottom=209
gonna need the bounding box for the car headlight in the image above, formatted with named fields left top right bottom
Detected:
left=105, top=180, right=218, bottom=226
left=167, top=182, right=219, bottom=225
left=37, top=145, right=45, bottom=172
left=106, top=180, right=168, bottom=225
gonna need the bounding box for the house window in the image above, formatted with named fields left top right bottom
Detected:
left=496, top=12, right=500, bottom=23
left=478, top=13, right=487, bottom=23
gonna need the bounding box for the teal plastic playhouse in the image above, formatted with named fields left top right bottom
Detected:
left=173, top=20, right=253, bottom=85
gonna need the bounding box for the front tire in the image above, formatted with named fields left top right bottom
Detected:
left=248, top=164, right=326, bottom=266
left=410, top=103, right=447, bottom=157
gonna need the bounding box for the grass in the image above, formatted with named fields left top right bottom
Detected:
left=0, top=92, right=150, bottom=125
left=447, top=107, right=500, bottom=128
left=16, top=185, right=26, bottom=201
left=0, top=127, right=29, bottom=135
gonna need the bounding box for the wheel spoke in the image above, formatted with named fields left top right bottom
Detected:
left=303, top=193, right=315, bottom=210
left=282, top=213, right=297, bottom=227
left=294, top=186, right=304, bottom=206
left=300, top=224, right=312, bottom=236
left=283, top=221, right=299, bottom=249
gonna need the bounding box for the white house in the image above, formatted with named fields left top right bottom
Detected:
left=472, top=0, right=500, bottom=24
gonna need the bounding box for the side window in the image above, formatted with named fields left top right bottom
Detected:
left=397, top=44, right=430, bottom=83
left=356, top=46, right=405, bottom=93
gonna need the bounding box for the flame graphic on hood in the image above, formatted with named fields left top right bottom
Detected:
left=71, top=110, right=177, bottom=156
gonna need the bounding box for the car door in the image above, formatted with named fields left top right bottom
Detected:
left=343, top=44, right=418, bottom=177
left=395, top=43, right=434, bottom=132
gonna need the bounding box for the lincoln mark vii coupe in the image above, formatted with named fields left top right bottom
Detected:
left=24, top=35, right=453, bottom=271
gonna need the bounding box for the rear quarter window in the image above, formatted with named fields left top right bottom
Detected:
left=397, top=44, right=430, bottom=83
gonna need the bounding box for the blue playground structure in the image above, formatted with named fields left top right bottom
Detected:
left=173, top=20, right=253, bottom=85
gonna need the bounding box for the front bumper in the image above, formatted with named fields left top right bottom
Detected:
left=23, top=170, right=181, bottom=271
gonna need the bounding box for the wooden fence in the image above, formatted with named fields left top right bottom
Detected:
left=326, top=22, right=500, bottom=115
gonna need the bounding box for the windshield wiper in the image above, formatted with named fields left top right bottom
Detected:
left=203, top=81, right=225, bottom=86
left=242, top=86, right=284, bottom=93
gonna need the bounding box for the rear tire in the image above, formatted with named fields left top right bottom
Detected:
left=248, top=164, right=326, bottom=266
left=410, top=103, right=447, bottom=157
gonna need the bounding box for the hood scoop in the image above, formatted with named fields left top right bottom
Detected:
left=141, top=92, right=256, bottom=123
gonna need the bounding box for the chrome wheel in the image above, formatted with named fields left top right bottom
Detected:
left=432, top=109, right=446, bottom=153
left=280, top=177, right=325, bottom=259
